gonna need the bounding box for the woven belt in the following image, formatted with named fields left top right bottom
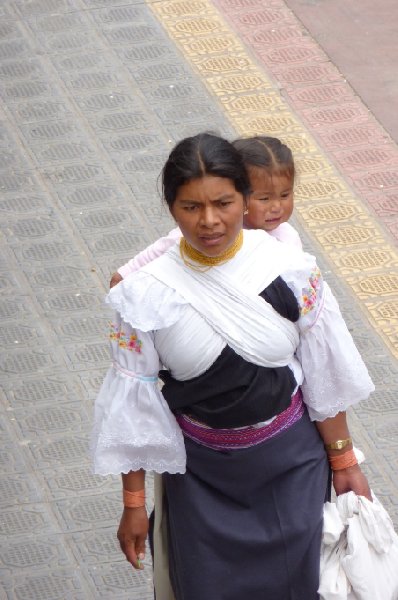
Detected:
left=177, top=389, right=304, bottom=451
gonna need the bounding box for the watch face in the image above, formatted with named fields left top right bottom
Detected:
left=327, top=438, right=351, bottom=450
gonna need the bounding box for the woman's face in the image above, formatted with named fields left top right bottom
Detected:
left=171, top=175, right=245, bottom=257
left=244, top=167, right=294, bottom=232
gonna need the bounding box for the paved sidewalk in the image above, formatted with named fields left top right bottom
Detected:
left=0, top=0, right=397, bottom=598
left=284, top=0, right=398, bottom=144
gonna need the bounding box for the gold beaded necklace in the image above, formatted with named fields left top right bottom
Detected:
left=179, top=230, right=244, bottom=272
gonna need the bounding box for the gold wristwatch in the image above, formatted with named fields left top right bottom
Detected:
left=325, top=437, right=352, bottom=451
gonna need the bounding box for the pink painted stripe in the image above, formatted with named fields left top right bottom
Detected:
left=177, top=389, right=304, bottom=451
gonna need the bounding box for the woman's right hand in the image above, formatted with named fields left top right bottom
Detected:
left=117, top=507, right=149, bottom=569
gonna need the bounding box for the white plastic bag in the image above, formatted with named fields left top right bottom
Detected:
left=320, top=491, right=398, bottom=600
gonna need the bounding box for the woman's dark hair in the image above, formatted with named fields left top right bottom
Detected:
left=232, top=136, right=295, bottom=183
left=162, top=132, right=251, bottom=209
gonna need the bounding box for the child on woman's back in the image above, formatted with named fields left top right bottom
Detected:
left=234, top=136, right=301, bottom=249
left=110, top=136, right=302, bottom=287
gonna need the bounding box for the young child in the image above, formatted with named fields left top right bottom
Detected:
left=110, top=136, right=301, bottom=287
left=234, top=136, right=302, bottom=249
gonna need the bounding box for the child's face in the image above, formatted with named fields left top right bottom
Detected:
left=244, top=168, right=294, bottom=232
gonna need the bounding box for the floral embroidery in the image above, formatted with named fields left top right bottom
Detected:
left=301, top=267, right=321, bottom=316
left=109, top=322, right=142, bottom=353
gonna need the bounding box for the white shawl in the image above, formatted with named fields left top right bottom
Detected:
left=141, top=230, right=299, bottom=368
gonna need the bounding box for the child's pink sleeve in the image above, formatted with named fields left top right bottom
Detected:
left=117, top=227, right=182, bottom=277
left=269, top=223, right=303, bottom=250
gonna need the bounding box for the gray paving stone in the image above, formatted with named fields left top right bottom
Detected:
left=12, top=0, right=81, bottom=16
left=0, top=39, right=33, bottom=61
left=28, top=434, right=92, bottom=469
left=75, top=90, right=137, bottom=113
left=0, top=440, right=29, bottom=474
left=57, top=183, right=126, bottom=209
left=0, top=504, right=58, bottom=538
left=0, top=192, right=49, bottom=213
left=12, top=239, right=81, bottom=264
left=54, top=492, right=121, bottom=533
left=0, top=535, right=72, bottom=573
left=0, top=473, right=45, bottom=507
left=1, top=568, right=89, bottom=600
left=356, top=386, right=398, bottom=415
left=8, top=98, right=73, bottom=123
left=0, top=320, right=47, bottom=349
left=83, top=563, right=154, bottom=600
left=12, top=402, right=90, bottom=439
left=118, top=42, right=176, bottom=64
left=1, top=373, right=86, bottom=407
left=0, top=348, right=59, bottom=376
left=40, top=466, right=117, bottom=501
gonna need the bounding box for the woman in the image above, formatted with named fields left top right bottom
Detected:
left=92, top=133, right=374, bottom=599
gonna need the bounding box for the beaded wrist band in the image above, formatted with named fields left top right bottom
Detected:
left=327, top=448, right=358, bottom=471
left=123, top=489, right=145, bottom=508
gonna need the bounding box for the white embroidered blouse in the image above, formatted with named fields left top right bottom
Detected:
left=91, top=230, right=374, bottom=476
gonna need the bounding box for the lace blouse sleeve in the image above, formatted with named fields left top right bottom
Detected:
left=282, top=255, right=375, bottom=421
left=91, top=312, right=186, bottom=475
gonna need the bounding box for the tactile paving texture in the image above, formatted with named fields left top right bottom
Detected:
left=0, top=0, right=397, bottom=597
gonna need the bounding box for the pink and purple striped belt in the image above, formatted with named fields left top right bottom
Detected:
left=176, top=389, right=304, bottom=451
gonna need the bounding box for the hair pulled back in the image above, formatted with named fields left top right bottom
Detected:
left=232, top=136, right=295, bottom=182
left=162, top=132, right=250, bottom=209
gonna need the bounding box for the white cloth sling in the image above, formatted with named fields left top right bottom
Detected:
left=142, top=231, right=299, bottom=368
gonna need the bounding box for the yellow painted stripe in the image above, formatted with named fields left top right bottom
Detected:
left=150, top=0, right=398, bottom=358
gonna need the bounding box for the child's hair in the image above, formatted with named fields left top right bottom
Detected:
left=232, top=136, right=295, bottom=183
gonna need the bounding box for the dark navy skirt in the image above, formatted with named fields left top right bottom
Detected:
left=163, top=410, right=330, bottom=600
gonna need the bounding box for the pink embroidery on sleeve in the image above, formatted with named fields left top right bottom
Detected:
left=109, top=323, right=142, bottom=353
left=301, top=267, right=321, bottom=316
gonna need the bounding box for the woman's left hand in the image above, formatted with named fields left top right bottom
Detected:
left=333, top=464, right=372, bottom=501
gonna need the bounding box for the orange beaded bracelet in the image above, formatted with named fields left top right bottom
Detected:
left=327, top=448, right=358, bottom=471
left=123, top=488, right=145, bottom=508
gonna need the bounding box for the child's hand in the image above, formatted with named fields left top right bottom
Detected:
left=110, top=272, right=123, bottom=288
